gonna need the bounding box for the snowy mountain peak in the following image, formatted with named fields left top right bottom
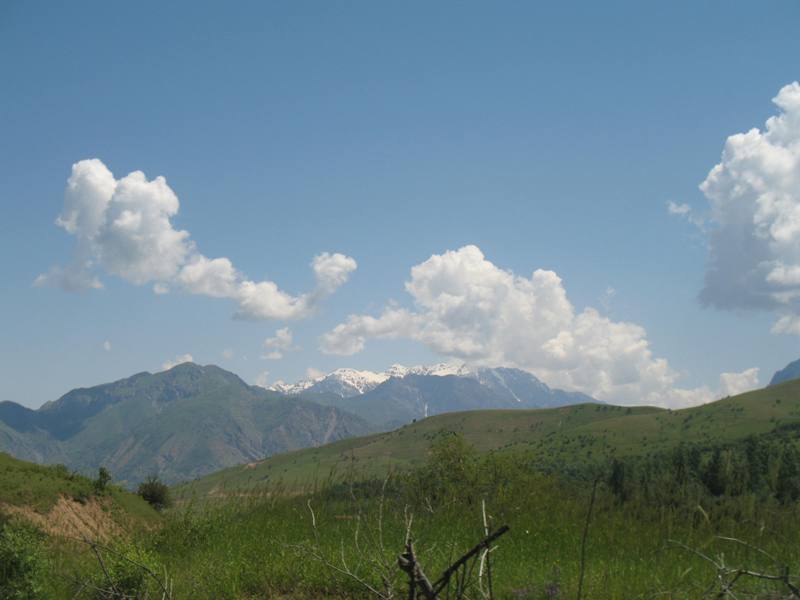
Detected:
left=326, top=368, right=390, bottom=394
left=267, top=379, right=317, bottom=396
left=270, top=362, right=486, bottom=398
left=269, top=368, right=389, bottom=397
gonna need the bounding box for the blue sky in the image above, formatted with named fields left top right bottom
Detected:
left=2, top=1, right=800, bottom=407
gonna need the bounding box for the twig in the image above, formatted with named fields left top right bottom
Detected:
left=71, top=535, right=172, bottom=599
left=85, top=536, right=120, bottom=598
left=302, top=500, right=393, bottom=599
left=432, top=526, right=510, bottom=596
left=477, top=499, right=495, bottom=600
left=668, top=538, right=800, bottom=598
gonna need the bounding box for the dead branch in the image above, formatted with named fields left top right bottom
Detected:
left=432, top=525, right=509, bottom=596
left=69, top=534, right=173, bottom=599
left=668, top=538, right=800, bottom=599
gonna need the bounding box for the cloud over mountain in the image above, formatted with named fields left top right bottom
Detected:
left=36, top=159, right=357, bottom=320
left=699, top=82, right=800, bottom=334
left=262, top=327, right=295, bottom=360
left=321, top=245, right=755, bottom=407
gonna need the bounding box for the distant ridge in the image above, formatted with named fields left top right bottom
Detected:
left=0, top=363, right=369, bottom=485
left=0, top=362, right=600, bottom=485
left=770, top=358, right=800, bottom=386
left=180, top=378, right=800, bottom=497
left=268, top=363, right=597, bottom=429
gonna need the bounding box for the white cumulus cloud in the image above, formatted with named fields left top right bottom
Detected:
left=321, top=245, right=754, bottom=408
left=699, top=82, right=800, bottom=332
left=262, top=327, right=296, bottom=360
left=160, top=354, right=194, bottom=371
left=719, top=367, right=760, bottom=398
left=37, top=159, right=357, bottom=321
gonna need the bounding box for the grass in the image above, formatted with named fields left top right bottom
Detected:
left=5, top=381, right=800, bottom=598
left=154, top=463, right=800, bottom=598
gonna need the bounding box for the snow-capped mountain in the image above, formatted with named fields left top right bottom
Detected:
left=269, top=368, right=390, bottom=397
left=269, top=363, right=473, bottom=398
left=270, top=363, right=598, bottom=429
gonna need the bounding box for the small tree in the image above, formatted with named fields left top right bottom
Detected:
left=93, top=467, right=111, bottom=494
left=137, top=475, right=172, bottom=511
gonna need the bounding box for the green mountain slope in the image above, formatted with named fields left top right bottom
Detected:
left=180, top=378, right=800, bottom=497
left=0, top=364, right=371, bottom=485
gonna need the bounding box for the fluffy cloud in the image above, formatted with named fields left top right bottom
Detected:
left=37, top=159, right=357, bottom=320
left=313, top=253, right=359, bottom=294
left=321, top=245, right=756, bottom=407
left=161, top=353, right=194, bottom=371
left=262, top=327, right=295, bottom=360
left=103, top=340, right=111, bottom=352
left=699, top=82, right=800, bottom=332
left=719, top=367, right=760, bottom=397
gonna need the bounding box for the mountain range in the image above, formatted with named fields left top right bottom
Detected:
left=4, top=357, right=798, bottom=488
left=268, top=363, right=597, bottom=428
left=0, top=362, right=597, bottom=485
left=0, top=363, right=368, bottom=485
left=269, top=363, right=473, bottom=396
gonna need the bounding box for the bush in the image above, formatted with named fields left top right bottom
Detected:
left=0, top=520, right=48, bottom=600
left=88, top=541, right=162, bottom=599
left=93, top=467, right=112, bottom=494
left=137, top=475, right=172, bottom=511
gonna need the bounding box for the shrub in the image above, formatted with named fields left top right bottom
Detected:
left=88, top=541, right=162, bottom=599
left=137, top=475, right=172, bottom=511
left=0, top=520, right=48, bottom=600
left=93, top=467, right=112, bottom=494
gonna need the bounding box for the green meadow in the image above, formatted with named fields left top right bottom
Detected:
left=3, top=381, right=800, bottom=598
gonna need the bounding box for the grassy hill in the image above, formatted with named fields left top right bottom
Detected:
left=0, top=452, right=158, bottom=532
left=179, top=378, right=800, bottom=497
